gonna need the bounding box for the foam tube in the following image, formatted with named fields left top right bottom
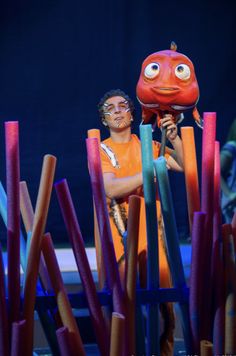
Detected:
left=222, top=224, right=236, bottom=354
left=56, top=326, right=73, bottom=356
left=189, top=212, right=206, bottom=354
left=200, top=340, right=213, bottom=356
left=154, top=156, right=192, bottom=353
left=109, top=312, right=125, bottom=356
left=0, top=182, right=26, bottom=272
left=87, top=128, right=101, bottom=140
left=42, top=233, right=85, bottom=356
left=200, top=112, right=216, bottom=340
left=86, top=137, right=124, bottom=314
left=23, top=154, right=56, bottom=356
left=212, top=141, right=225, bottom=355
left=17, top=181, right=58, bottom=354
left=232, top=211, right=236, bottom=229
left=55, top=178, right=109, bottom=355
left=5, top=121, right=21, bottom=325
left=10, top=320, right=26, bottom=356
left=87, top=129, right=106, bottom=290
left=181, top=126, right=200, bottom=232
left=201, top=112, right=216, bottom=217
left=19, top=181, right=34, bottom=233
left=19, top=180, right=53, bottom=293
left=139, top=124, right=159, bottom=356
left=125, top=195, right=140, bottom=356
left=0, top=244, right=9, bottom=356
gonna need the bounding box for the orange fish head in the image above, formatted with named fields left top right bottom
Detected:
left=136, top=47, right=200, bottom=123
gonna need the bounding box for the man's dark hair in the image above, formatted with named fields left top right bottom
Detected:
left=98, top=89, right=135, bottom=122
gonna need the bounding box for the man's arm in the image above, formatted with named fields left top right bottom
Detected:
left=160, top=115, right=184, bottom=172
left=103, top=172, right=143, bottom=199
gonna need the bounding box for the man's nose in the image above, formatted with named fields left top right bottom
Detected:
left=114, top=105, right=121, bottom=113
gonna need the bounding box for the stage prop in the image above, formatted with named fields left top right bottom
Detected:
left=0, top=111, right=235, bottom=355
left=5, top=122, right=21, bottom=327
left=136, top=42, right=202, bottom=156
left=140, top=124, right=160, bottom=356
left=181, top=126, right=200, bottom=232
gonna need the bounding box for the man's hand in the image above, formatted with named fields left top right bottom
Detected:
left=160, top=114, right=178, bottom=141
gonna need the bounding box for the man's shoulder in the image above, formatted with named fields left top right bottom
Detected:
left=101, top=137, right=111, bottom=145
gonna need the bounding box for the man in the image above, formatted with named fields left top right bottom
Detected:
left=98, top=89, right=184, bottom=355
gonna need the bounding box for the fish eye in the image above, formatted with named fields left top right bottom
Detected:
left=144, top=62, right=160, bottom=79
left=175, top=64, right=191, bottom=80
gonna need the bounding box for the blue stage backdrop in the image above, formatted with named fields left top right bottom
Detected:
left=0, top=0, right=235, bottom=245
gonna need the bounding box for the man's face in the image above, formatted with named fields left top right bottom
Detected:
left=103, top=96, right=132, bottom=130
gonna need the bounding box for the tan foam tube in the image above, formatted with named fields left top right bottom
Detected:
left=109, top=312, right=125, bottom=356
left=200, top=340, right=213, bottom=355
left=20, top=181, right=52, bottom=293
left=23, top=154, right=56, bottom=356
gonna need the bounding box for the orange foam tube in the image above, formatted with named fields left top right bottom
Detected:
left=181, top=126, right=200, bottom=232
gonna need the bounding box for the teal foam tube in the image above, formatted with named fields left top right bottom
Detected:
left=0, top=182, right=26, bottom=272
left=154, top=157, right=192, bottom=354
left=139, top=125, right=159, bottom=356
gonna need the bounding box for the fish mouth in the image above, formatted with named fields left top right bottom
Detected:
left=136, top=96, right=159, bottom=108
left=152, top=86, right=180, bottom=95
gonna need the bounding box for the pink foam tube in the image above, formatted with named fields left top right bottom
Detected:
left=0, top=245, right=9, bottom=356
left=86, top=138, right=124, bottom=314
left=55, top=179, right=109, bottom=355
left=201, top=112, right=216, bottom=217
left=200, top=112, right=216, bottom=340
left=5, top=121, right=21, bottom=325
left=125, top=195, right=140, bottom=356
left=189, top=211, right=206, bottom=353
left=212, top=141, right=225, bottom=354
left=10, top=320, right=26, bottom=356
left=56, top=326, right=73, bottom=356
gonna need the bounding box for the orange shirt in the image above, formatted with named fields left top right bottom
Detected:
left=100, top=134, right=172, bottom=287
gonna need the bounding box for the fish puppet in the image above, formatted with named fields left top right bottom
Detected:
left=136, top=42, right=202, bottom=132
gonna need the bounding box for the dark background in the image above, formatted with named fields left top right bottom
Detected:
left=0, top=0, right=235, bottom=246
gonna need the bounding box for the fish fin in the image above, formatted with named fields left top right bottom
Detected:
left=193, top=107, right=203, bottom=129
left=170, top=41, right=177, bottom=51
left=141, top=107, right=154, bottom=124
